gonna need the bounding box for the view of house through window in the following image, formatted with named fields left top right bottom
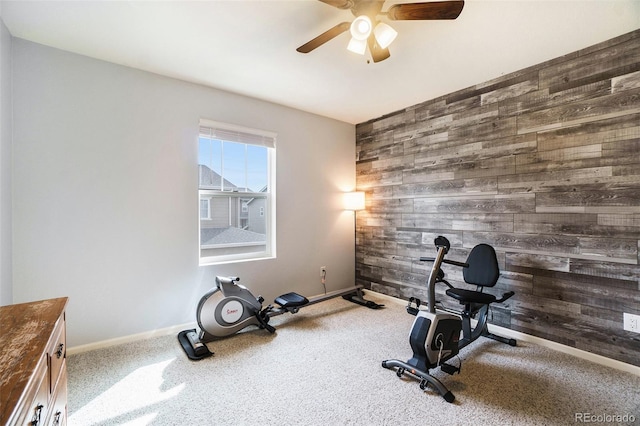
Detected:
left=198, top=119, right=276, bottom=264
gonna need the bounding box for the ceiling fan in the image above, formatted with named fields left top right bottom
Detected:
left=296, top=0, right=464, bottom=63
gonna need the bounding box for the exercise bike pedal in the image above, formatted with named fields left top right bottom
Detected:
left=406, top=297, right=421, bottom=315
left=406, top=306, right=420, bottom=316
left=440, top=363, right=460, bottom=375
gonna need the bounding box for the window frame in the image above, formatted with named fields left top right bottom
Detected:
left=198, top=119, right=276, bottom=265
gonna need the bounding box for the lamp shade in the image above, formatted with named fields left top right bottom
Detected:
left=344, top=191, right=366, bottom=211
left=347, top=37, right=367, bottom=55
left=350, top=15, right=372, bottom=41
left=374, top=22, right=397, bottom=49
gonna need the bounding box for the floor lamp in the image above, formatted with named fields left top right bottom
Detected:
left=344, top=191, right=366, bottom=284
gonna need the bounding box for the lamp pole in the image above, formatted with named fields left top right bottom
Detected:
left=344, top=191, right=365, bottom=285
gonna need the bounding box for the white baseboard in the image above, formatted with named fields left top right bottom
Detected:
left=370, top=291, right=640, bottom=376
left=66, top=322, right=196, bottom=356
left=67, top=291, right=640, bottom=377
left=485, top=323, right=640, bottom=376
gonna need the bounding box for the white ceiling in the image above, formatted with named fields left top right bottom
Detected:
left=1, top=0, right=639, bottom=124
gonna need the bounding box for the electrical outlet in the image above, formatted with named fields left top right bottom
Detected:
left=320, top=266, right=326, bottom=277
left=623, top=313, right=640, bottom=333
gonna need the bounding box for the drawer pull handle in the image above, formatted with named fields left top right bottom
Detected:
left=56, top=343, right=65, bottom=358
left=53, top=411, right=62, bottom=426
left=30, top=404, right=43, bottom=425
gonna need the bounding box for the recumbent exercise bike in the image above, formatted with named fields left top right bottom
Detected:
left=179, top=276, right=383, bottom=360
left=382, top=236, right=516, bottom=403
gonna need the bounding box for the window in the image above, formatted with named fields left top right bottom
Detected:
left=198, top=119, right=276, bottom=264
left=200, top=199, right=211, bottom=220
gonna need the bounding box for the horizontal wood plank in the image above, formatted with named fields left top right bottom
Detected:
left=517, top=88, right=640, bottom=134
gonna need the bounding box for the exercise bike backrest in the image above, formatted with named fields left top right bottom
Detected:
left=462, top=244, right=500, bottom=288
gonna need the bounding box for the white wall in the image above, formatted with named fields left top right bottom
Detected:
left=12, top=39, right=357, bottom=347
left=0, top=14, right=12, bottom=307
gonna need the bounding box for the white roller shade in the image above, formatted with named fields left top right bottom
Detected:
left=199, top=119, right=276, bottom=148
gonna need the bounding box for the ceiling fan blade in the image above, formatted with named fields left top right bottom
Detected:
left=386, top=1, right=464, bottom=20
left=296, top=22, right=351, bottom=53
left=318, top=0, right=355, bottom=9
left=367, top=34, right=390, bottom=63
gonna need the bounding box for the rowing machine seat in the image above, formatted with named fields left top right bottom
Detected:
left=274, top=292, right=309, bottom=308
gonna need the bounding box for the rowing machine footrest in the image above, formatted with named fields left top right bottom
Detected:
left=274, top=292, right=309, bottom=308
left=177, top=329, right=213, bottom=361
left=343, top=293, right=385, bottom=309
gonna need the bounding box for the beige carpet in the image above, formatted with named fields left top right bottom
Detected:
left=67, top=293, right=640, bottom=425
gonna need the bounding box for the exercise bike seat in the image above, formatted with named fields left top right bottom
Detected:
left=274, top=292, right=309, bottom=308
left=446, top=288, right=497, bottom=305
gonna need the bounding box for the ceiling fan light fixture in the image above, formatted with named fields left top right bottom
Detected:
left=373, top=22, right=397, bottom=49
left=347, top=37, right=367, bottom=55
left=350, top=15, right=372, bottom=40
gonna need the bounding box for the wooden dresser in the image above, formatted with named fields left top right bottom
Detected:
left=0, top=297, right=68, bottom=426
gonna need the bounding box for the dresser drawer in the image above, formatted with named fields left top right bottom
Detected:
left=46, top=362, right=67, bottom=426
left=48, top=314, right=66, bottom=394
left=15, top=355, right=50, bottom=426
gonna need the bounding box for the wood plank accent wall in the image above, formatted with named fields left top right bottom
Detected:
left=355, top=29, right=640, bottom=366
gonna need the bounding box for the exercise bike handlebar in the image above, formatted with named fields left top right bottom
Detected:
left=496, top=291, right=515, bottom=303
left=419, top=257, right=469, bottom=269
left=422, top=237, right=470, bottom=313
